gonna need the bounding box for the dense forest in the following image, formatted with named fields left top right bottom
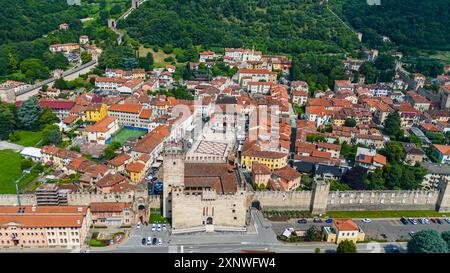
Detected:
left=0, top=0, right=119, bottom=83
left=120, top=0, right=360, bottom=55
left=0, top=0, right=87, bottom=44
left=342, top=0, right=450, bottom=51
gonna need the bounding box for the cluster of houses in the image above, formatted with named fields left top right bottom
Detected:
left=288, top=55, right=450, bottom=189
left=5, top=46, right=450, bottom=198
left=48, top=23, right=100, bottom=64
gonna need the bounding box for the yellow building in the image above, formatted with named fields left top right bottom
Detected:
left=85, top=103, right=107, bottom=122
left=241, top=150, right=288, bottom=171
left=323, top=219, right=365, bottom=244
left=125, top=161, right=146, bottom=183
left=333, top=116, right=346, bottom=127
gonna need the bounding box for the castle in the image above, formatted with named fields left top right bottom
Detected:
left=162, top=143, right=249, bottom=233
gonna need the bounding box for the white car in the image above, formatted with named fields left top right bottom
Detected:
left=136, top=223, right=141, bottom=229
left=158, top=238, right=162, bottom=245
left=152, top=224, right=156, bottom=231
left=162, top=224, right=167, bottom=231
left=362, top=218, right=372, bottom=223
left=147, top=237, right=152, bottom=245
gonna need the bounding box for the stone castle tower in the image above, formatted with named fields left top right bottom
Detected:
left=310, top=180, right=330, bottom=214
left=162, top=143, right=185, bottom=218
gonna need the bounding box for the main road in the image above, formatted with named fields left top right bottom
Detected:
left=15, top=59, right=98, bottom=101
left=88, top=210, right=408, bottom=253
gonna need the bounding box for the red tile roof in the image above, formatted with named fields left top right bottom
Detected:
left=39, top=99, right=75, bottom=110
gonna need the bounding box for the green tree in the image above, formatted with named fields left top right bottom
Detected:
left=380, top=141, right=405, bottom=163
left=47, top=129, right=62, bottom=146
left=407, top=229, right=448, bottom=253
left=384, top=111, right=402, bottom=139
left=336, top=240, right=357, bottom=253
left=17, top=97, right=42, bottom=130
left=54, top=78, right=68, bottom=90
left=44, top=52, right=69, bottom=70
left=81, top=52, right=92, bottom=64
left=359, top=62, right=378, bottom=84
left=39, top=107, right=59, bottom=128
left=341, top=166, right=368, bottom=190
left=103, top=141, right=121, bottom=160
left=344, top=118, right=356, bottom=127
left=305, top=226, right=321, bottom=242
left=21, top=158, right=33, bottom=170
left=20, top=58, right=50, bottom=81
left=441, top=230, right=450, bottom=251
left=0, top=104, right=16, bottom=139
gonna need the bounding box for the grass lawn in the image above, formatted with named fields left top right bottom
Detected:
left=0, top=150, right=39, bottom=194
left=323, top=210, right=449, bottom=219
left=138, top=46, right=176, bottom=66
left=110, top=128, right=147, bottom=145
left=149, top=208, right=170, bottom=224
left=12, top=130, right=43, bottom=147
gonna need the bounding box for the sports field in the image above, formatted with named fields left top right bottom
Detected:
left=110, top=128, right=147, bottom=145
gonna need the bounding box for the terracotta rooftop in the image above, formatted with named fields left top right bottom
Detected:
left=334, top=219, right=358, bottom=231
left=90, top=202, right=132, bottom=213
left=184, top=163, right=239, bottom=194
left=108, top=103, right=143, bottom=114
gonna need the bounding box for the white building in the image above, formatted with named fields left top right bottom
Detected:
left=20, top=147, right=42, bottom=162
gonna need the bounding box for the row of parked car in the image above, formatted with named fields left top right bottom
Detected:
left=297, top=218, right=334, bottom=224
left=401, top=217, right=450, bottom=225
left=142, top=237, right=162, bottom=246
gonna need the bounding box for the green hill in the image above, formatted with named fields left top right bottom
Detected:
left=119, top=0, right=359, bottom=55
left=342, top=0, right=450, bottom=51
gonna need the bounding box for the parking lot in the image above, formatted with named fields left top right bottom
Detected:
left=271, top=217, right=450, bottom=241
left=117, top=222, right=171, bottom=251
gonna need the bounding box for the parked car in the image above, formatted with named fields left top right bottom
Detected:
left=325, top=218, right=333, bottom=224
left=409, top=231, right=416, bottom=237
left=430, top=218, right=436, bottom=224
left=136, top=223, right=141, bottom=229
left=152, top=238, right=157, bottom=245
left=362, top=218, right=372, bottom=223
left=297, top=219, right=307, bottom=224
left=313, top=218, right=322, bottom=223
left=445, top=218, right=450, bottom=224
left=411, top=218, right=418, bottom=225
left=158, top=238, right=162, bottom=245
left=147, top=237, right=152, bottom=245
left=141, top=238, right=146, bottom=245
left=386, top=245, right=400, bottom=253
left=151, top=177, right=158, bottom=182
left=400, top=217, right=408, bottom=225
left=162, top=224, right=167, bottom=231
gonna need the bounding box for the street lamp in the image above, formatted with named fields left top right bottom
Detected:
left=14, top=164, right=37, bottom=206
left=14, top=170, right=29, bottom=207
